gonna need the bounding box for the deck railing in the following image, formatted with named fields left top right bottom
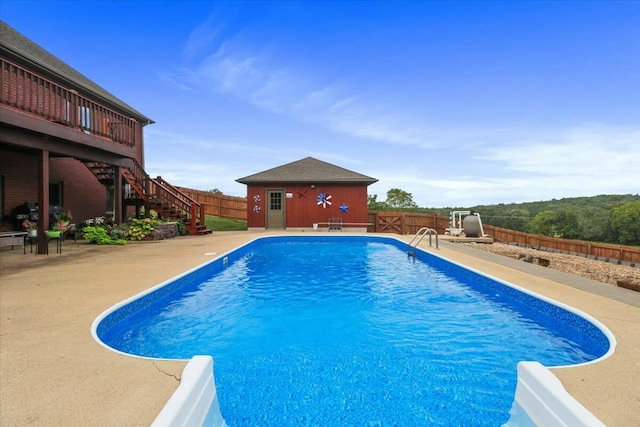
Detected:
left=1, top=58, right=137, bottom=147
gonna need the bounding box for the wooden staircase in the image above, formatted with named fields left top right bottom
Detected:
left=83, top=160, right=212, bottom=235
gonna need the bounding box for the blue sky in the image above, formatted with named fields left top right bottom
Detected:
left=3, top=1, right=639, bottom=207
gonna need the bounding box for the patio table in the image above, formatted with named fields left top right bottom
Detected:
left=0, top=231, right=28, bottom=254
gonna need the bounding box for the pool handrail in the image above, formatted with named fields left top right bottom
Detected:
left=407, top=227, right=438, bottom=255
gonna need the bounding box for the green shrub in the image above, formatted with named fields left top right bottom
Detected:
left=82, top=226, right=126, bottom=245
left=125, top=218, right=162, bottom=241
left=136, top=207, right=159, bottom=220
left=108, top=224, right=128, bottom=241
left=176, top=220, right=188, bottom=235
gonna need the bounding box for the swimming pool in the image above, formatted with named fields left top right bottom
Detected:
left=95, top=236, right=612, bottom=426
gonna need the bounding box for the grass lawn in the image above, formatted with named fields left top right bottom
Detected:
left=205, top=215, right=247, bottom=231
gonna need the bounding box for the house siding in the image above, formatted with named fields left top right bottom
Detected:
left=245, top=183, right=370, bottom=229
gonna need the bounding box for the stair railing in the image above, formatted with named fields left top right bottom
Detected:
left=154, top=176, right=205, bottom=231
left=123, top=159, right=204, bottom=232
left=125, top=158, right=148, bottom=196
left=148, top=179, right=190, bottom=214
left=82, top=158, right=207, bottom=233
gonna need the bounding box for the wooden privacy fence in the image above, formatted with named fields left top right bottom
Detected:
left=368, top=211, right=640, bottom=264
left=175, top=187, right=247, bottom=221
left=483, top=224, right=640, bottom=264
left=367, top=211, right=451, bottom=235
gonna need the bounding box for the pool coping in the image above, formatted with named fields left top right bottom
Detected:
left=1, top=231, right=639, bottom=426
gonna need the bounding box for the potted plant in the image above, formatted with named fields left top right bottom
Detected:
left=55, top=211, right=72, bottom=225
left=22, top=219, right=38, bottom=237
left=46, top=221, right=69, bottom=238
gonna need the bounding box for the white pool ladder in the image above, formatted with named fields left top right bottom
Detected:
left=407, top=227, right=438, bottom=256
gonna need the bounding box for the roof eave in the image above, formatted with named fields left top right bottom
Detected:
left=0, top=23, right=154, bottom=125
left=236, top=178, right=378, bottom=185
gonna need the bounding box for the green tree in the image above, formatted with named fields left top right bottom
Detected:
left=385, top=188, right=418, bottom=209
left=610, top=201, right=640, bottom=245
left=367, top=194, right=387, bottom=211
left=529, top=210, right=558, bottom=236
left=448, top=194, right=640, bottom=242
left=529, top=209, right=581, bottom=238
left=505, top=208, right=531, bottom=231
left=577, top=208, right=613, bottom=242
left=481, top=208, right=531, bottom=231
left=554, top=209, right=581, bottom=239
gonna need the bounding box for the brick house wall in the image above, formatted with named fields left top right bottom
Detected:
left=0, top=149, right=38, bottom=230
left=1, top=148, right=108, bottom=231
left=50, top=158, right=107, bottom=222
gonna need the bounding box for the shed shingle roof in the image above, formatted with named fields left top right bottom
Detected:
left=236, top=157, right=378, bottom=185
left=0, top=21, right=154, bottom=124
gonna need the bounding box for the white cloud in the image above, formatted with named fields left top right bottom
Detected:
left=145, top=160, right=245, bottom=196
left=171, top=29, right=443, bottom=149
left=143, top=127, right=370, bottom=196
left=157, top=71, right=193, bottom=91
left=365, top=124, right=640, bottom=207
left=479, top=124, right=640, bottom=185
left=157, top=19, right=640, bottom=207
left=146, top=120, right=639, bottom=207
left=183, top=17, right=224, bottom=61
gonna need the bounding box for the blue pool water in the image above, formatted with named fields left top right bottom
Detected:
left=97, top=236, right=610, bottom=426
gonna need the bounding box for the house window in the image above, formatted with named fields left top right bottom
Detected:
left=49, top=181, right=63, bottom=207
left=79, top=106, right=91, bottom=133
left=106, top=189, right=113, bottom=215
left=106, top=190, right=118, bottom=221
left=64, top=100, right=69, bottom=123
left=63, top=101, right=91, bottom=133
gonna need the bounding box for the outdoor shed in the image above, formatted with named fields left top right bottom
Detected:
left=236, top=157, right=378, bottom=231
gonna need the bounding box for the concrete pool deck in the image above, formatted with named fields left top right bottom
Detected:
left=1, top=231, right=638, bottom=426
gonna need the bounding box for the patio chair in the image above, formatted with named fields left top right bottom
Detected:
left=328, top=218, right=343, bottom=232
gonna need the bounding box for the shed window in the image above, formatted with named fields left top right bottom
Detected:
left=270, top=192, right=282, bottom=210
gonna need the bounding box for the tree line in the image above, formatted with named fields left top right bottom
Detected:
left=368, top=190, right=640, bottom=246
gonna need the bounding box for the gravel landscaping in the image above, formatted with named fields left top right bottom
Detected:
left=463, top=242, right=640, bottom=289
